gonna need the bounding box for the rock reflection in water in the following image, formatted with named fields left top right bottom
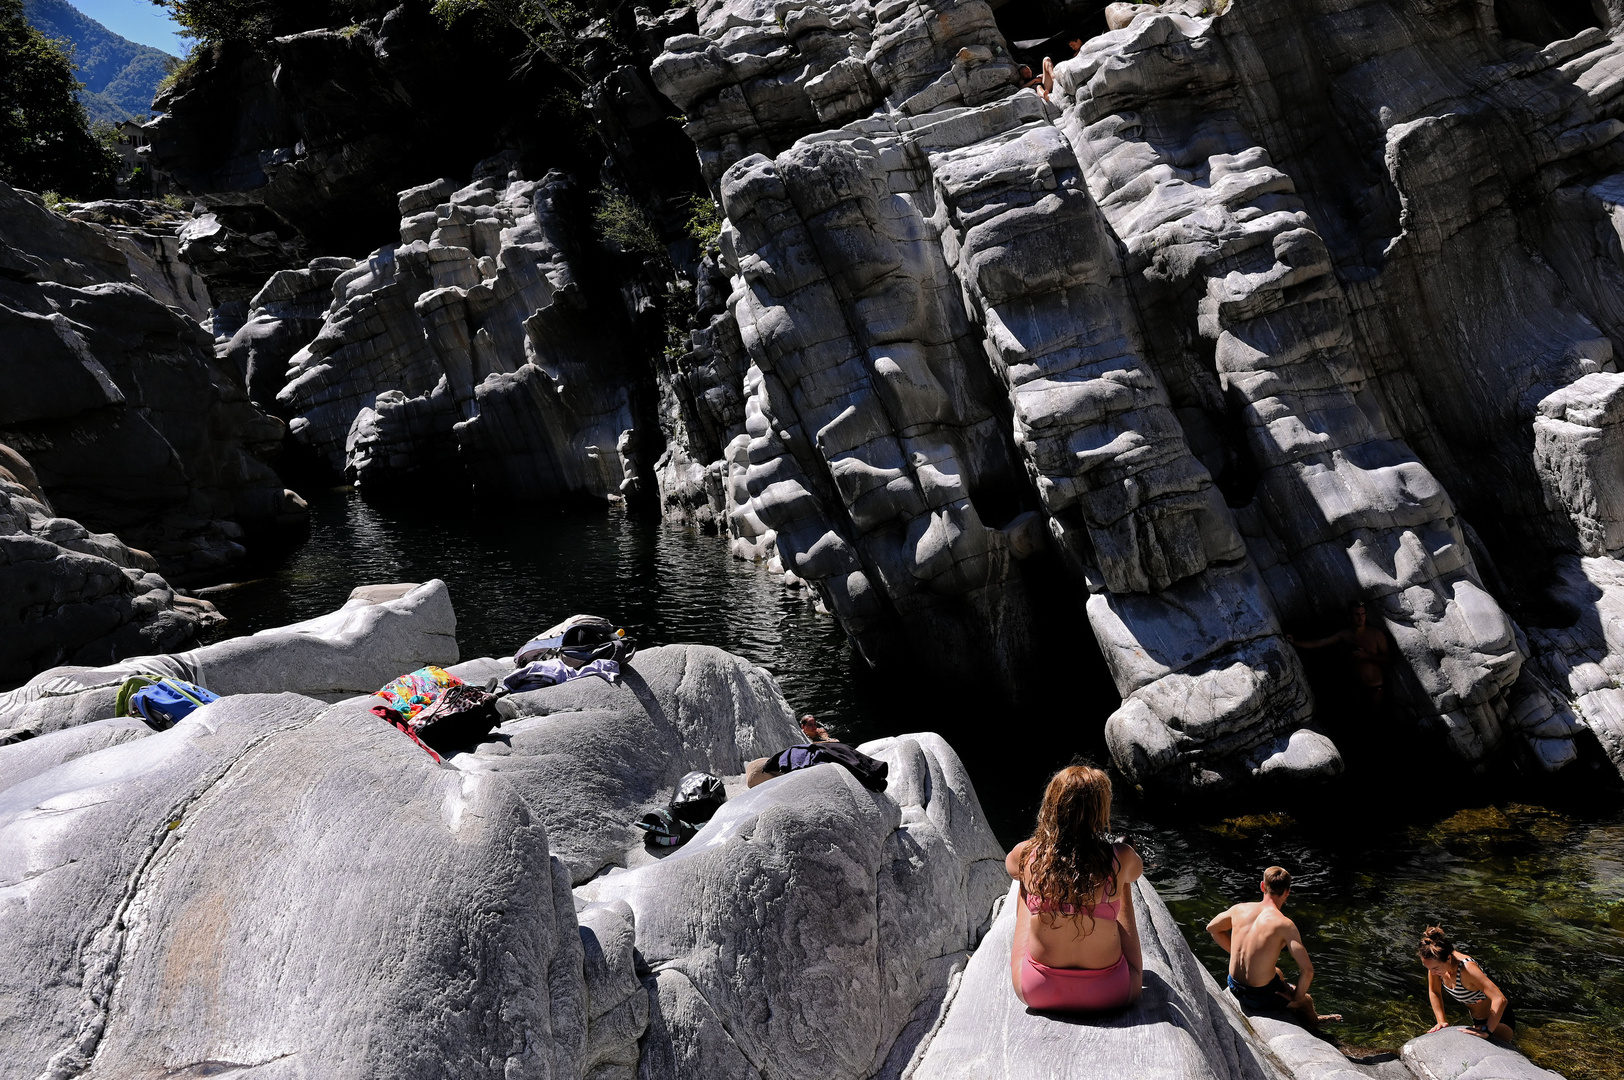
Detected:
left=215, top=489, right=1624, bottom=1080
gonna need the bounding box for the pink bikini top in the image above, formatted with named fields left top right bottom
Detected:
left=1023, top=852, right=1121, bottom=919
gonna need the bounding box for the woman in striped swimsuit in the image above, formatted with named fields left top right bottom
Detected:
left=1417, top=925, right=1516, bottom=1040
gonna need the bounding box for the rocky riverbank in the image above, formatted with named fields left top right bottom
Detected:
left=0, top=587, right=1568, bottom=1080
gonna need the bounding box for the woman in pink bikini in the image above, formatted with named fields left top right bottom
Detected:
left=1006, top=764, right=1145, bottom=1012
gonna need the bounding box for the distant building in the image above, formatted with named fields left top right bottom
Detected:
left=111, top=120, right=172, bottom=196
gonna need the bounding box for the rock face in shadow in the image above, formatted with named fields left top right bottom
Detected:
left=638, top=0, right=1624, bottom=792
left=58, top=200, right=214, bottom=325
left=0, top=451, right=221, bottom=688
left=143, top=3, right=566, bottom=255
left=0, top=183, right=305, bottom=580
left=0, top=579, right=457, bottom=742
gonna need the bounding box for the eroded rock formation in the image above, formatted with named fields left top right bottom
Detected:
left=0, top=445, right=221, bottom=688
left=72, top=0, right=1624, bottom=795
left=637, top=0, right=1624, bottom=792
left=273, top=167, right=648, bottom=499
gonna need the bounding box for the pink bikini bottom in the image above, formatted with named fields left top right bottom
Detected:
left=1020, top=952, right=1132, bottom=1013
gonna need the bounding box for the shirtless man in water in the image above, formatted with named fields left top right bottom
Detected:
left=1206, top=866, right=1342, bottom=1025
left=1289, top=602, right=1392, bottom=706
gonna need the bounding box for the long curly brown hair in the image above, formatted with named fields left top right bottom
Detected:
left=1022, top=764, right=1119, bottom=923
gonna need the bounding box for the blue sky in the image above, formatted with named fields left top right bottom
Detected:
left=68, top=0, right=188, bottom=56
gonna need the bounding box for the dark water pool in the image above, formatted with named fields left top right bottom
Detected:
left=212, top=489, right=1624, bottom=1080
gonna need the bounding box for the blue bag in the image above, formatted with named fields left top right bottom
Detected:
left=115, top=675, right=220, bottom=730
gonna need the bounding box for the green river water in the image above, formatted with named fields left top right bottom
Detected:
left=212, top=489, right=1624, bottom=1079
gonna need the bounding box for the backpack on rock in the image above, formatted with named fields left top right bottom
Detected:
left=115, top=675, right=220, bottom=731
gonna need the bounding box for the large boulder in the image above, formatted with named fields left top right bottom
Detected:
left=0, top=691, right=585, bottom=1080
left=576, top=730, right=1007, bottom=1080
left=461, top=643, right=800, bottom=884
left=0, top=579, right=457, bottom=742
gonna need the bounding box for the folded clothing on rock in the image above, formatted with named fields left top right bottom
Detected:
left=501, top=658, right=619, bottom=694
left=370, top=665, right=504, bottom=760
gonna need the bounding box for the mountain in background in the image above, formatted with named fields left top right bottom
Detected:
left=22, top=0, right=176, bottom=124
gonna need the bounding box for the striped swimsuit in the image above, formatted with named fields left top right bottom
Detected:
left=1442, top=956, right=1488, bottom=1004
left=1441, top=956, right=1514, bottom=1031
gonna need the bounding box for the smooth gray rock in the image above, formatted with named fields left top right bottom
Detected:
left=0, top=579, right=458, bottom=742
left=906, top=878, right=1285, bottom=1080
left=1400, top=1028, right=1562, bottom=1080
left=458, top=643, right=799, bottom=883
left=576, top=730, right=1006, bottom=1080
left=0, top=715, right=152, bottom=793
left=0, top=691, right=585, bottom=1080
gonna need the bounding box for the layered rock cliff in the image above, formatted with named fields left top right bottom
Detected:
left=261, top=164, right=652, bottom=499
left=634, top=0, right=1624, bottom=793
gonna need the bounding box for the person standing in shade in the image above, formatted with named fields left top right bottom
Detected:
left=1288, top=601, right=1393, bottom=707
left=1207, top=866, right=1343, bottom=1026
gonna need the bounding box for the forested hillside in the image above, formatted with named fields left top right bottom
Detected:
left=22, top=0, right=173, bottom=122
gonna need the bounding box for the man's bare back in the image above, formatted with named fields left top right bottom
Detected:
left=1225, top=900, right=1298, bottom=985
left=1206, top=868, right=1341, bottom=1025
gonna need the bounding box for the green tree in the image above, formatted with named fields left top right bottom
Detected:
left=431, top=0, right=590, bottom=83
left=0, top=0, right=118, bottom=199
left=144, top=0, right=343, bottom=47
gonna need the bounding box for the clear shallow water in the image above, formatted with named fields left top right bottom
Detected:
left=213, top=489, right=1624, bottom=1080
